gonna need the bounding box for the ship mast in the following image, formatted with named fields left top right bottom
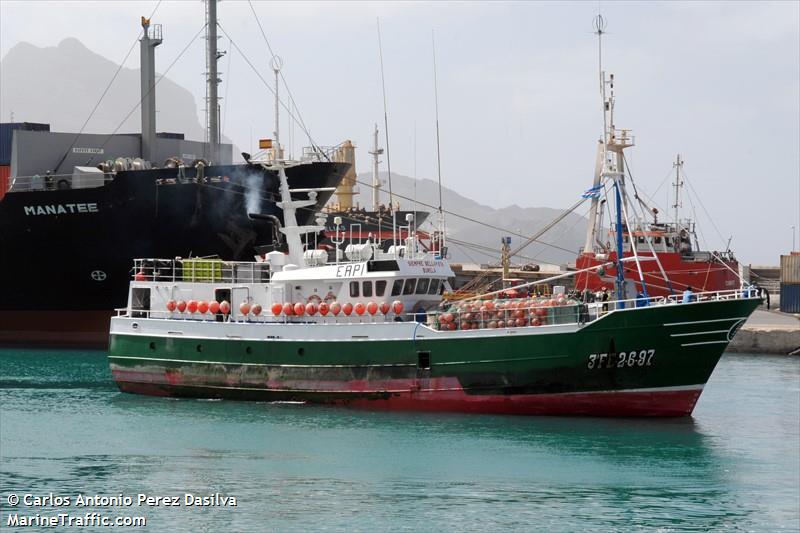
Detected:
left=271, top=55, right=284, bottom=160
left=140, top=16, right=162, bottom=163
left=591, top=15, right=641, bottom=304
left=369, top=124, right=383, bottom=210
left=205, top=0, right=222, bottom=163
left=672, top=153, right=684, bottom=228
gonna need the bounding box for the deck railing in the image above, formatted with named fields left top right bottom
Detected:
left=131, top=258, right=271, bottom=284
left=115, top=289, right=758, bottom=331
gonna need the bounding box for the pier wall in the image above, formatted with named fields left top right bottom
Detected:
left=727, top=328, right=800, bottom=355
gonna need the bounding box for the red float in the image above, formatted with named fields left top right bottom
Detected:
left=342, top=303, right=354, bottom=316
left=379, top=302, right=390, bottom=315
left=392, top=300, right=404, bottom=315
left=294, top=302, right=306, bottom=316
left=282, top=303, right=294, bottom=316
left=240, top=302, right=251, bottom=315
left=209, top=301, right=220, bottom=314
left=330, top=302, right=342, bottom=316
left=134, top=271, right=146, bottom=281
left=305, top=302, right=318, bottom=316
left=319, top=302, right=329, bottom=316
left=366, top=302, right=378, bottom=316
left=220, top=301, right=231, bottom=315
left=251, top=303, right=263, bottom=316
left=187, top=300, right=198, bottom=313
left=354, top=302, right=366, bottom=316
left=177, top=300, right=187, bottom=313
left=166, top=299, right=177, bottom=312
left=271, top=303, right=283, bottom=316
left=197, top=301, right=209, bottom=314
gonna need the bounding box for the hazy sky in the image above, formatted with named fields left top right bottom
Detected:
left=1, top=0, right=798, bottom=264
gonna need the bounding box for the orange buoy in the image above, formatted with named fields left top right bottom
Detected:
left=354, top=302, right=366, bottom=316
left=166, top=299, right=177, bottom=312
left=252, top=303, right=263, bottom=316
left=209, top=301, right=220, bottom=314
left=282, top=303, right=294, bottom=316
left=319, top=302, right=330, bottom=316
left=294, top=302, right=306, bottom=316
left=187, top=300, right=198, bottom=313
left=240, top=302, right=251, bottom=315
left=134, top=271, right=146, bottom=281
left=392, top=300, right=404, bottom=315
left=330, top=302, right=342, bottom=316
left=176, top=300, right=187, bottom=313
left=271, top=303, right=283, bottom=316
left=379, top=302, right=390, bottom=315
left=197, top=301, right=209, bottom=314
left=305, top=302, right=318, bottom=316
left=220, top=300, right=231, bottom=315
left=366, top=302, right=378, bottom=315
left=342, top=302, right=354, bottom=316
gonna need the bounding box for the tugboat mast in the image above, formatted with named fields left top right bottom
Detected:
left=672, top=153, right=684, bottom=229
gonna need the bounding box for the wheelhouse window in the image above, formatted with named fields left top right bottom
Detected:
left=391, top=279, right=404, bottom=296
left=416, top=278, right=430, bottom=294
left=363, top=281, right=373, bottom=297
left=403, top=279, right=417, bottom=295
left=654, top=236, right=662, bottom=244
left=350, top=281, right=360, bottom=297
left=428, top=279, right=442, bottom=295
left=376, top=280, right=387, bottom=297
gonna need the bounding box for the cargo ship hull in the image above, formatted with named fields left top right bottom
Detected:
left=0, top=162, right=348, bottom=347
left=109, top=297, right=759, bottom=416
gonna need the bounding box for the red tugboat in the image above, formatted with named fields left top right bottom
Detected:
left=575, top=151, right=740, bottom=298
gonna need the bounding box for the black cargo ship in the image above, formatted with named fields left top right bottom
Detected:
left=0, top=122, right=348, bottom=346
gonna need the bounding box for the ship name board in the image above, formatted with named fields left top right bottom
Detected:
left=72, top=147, right=104, bottom=155
left=24, top=203, right=99, bottom=216
left=406, top=259, right=445, bottom=274
left=335, top=263, right=365, bottom=277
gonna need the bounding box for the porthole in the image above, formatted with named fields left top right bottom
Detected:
left=297, top=347, right=305, bottom=356
left=246, top=346, right=252, bottom=355
left=196, top=344, right=203, bottom=352
left=149, top=341, right=156, bottom=351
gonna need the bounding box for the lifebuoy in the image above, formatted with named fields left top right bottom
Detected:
left=307, top=294, right=322, bottom=305
left=323, top=292, right=337, bottom=304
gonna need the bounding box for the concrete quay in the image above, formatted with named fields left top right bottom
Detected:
left=726, top=308, right=800, bottom=355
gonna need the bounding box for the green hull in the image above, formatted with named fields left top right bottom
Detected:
left=109, top=297, right=760, bottom=416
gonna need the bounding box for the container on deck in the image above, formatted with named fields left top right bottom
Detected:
left=780, top=255, right=800, bottom=284
left=779, top=283, right=800, bottom=314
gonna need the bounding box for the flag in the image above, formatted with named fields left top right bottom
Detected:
left=582, top=184, right=603, bottom=199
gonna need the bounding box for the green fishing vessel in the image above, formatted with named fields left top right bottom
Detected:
left=108, top=17, right=760, bottom=416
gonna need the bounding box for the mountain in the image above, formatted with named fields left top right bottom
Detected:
left=0, top=38, right=206, bottom=142
left=349, top=171, right=588, bottom=266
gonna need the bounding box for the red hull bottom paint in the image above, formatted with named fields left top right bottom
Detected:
left=0, top=310, right=111, bottom=348
left=112, top=370, right=703, bottom=417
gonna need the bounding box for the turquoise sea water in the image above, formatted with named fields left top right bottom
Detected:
left=1, top=350, right=798, bottom=532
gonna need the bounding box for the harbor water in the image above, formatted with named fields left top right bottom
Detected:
left=1, top=350, right=798, bottom=531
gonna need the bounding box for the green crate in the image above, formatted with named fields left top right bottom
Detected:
left=182, top=258, right=223, bottom=282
